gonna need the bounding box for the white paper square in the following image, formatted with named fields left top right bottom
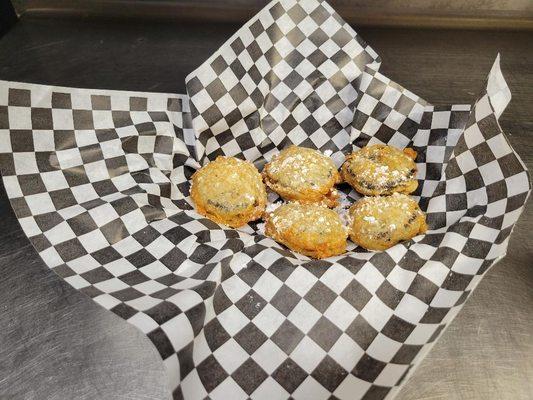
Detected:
left=13, top=153, right=39, bottom=174
left=451, top=253, right=483, bottom=275
left=250, top=378, right=288, bottom=400
left=163, top=355, right=181, bottom=392
left=383, top=109, right=406, bottom=130
left=128, top=311, right=159, bottom=334
left=100, top=138, right=124, bottom=159
left=84, top=160, right=110, bottom=182
left=122, top=209, right=148, bottom=235
left=474, top=95, right=492, bottom=121
left=360, top=297, right=393, bottom=331
left=292, top=376, right=330, bottom=400
left=93, top=293, right=121, bottom=309
left=486, top=135, right=511, bottom=159
left=210, top=378, right=247, bottom=400
left=180, top=370, right=208, bottom=400
left=3, top=175, right=22, bottom=198
left=374, top=363, right=409, bottom=387
left=252, top=270, right=284, bottom=301
left=320, top=263, right=354, bottom=294
left=213, top=338, right=250, bottom=374
left=418, top=260, right=450, bottom=286
left=46, top=221, right=76, bottom=244
left=324, top=297, right=357, bottom=330
left=94, top=277, right=130, bottom=293
left=251, top=339, right=287, bottom=374
left=479, top=160, right=504, bottom=185
left=145, top=236, right=175, bottom=259
left=31, top=130, right=55, bottom=152
left=221, top=274, right=251, bottom=303
left=506, top=172, right=529, bottom=197
left=290, top=336, right=326, bottom=373
left=167, top=290, right=202, bottom=312
left=8, top=107, right=32, bottom=129
left=18, top=216, right=41, bottom=236
left=405, top=324, right=439, bottom=345
left=25, top=192, right=56, bottom=214
left=252, top=303, right=286, bottom=336
left=40, top=246, right=63, bottom=267
left=52, top=109, right=74, bottom=130
left=106, top=258, right=136, bottom=277
left=113, top=236, right=143, bottom=256
left=386, top=266, right=417, bottom=292
left=134, top=280, right=167, bottom=295
left=92, top=110, right=114, bottom=129
left=394, top=294, right=429, bottom=324
left=71, top=184, right=99, bottom=205
left=355, top=263, right=384, bottom=293
left=217, top=305, right=249, bottom=336
left=366, top=333, right=402, bottom=362
left=328, top=333, right=364, bottom=372
left=126, top=295, right=161, bottom=312
left=56, top=148, right=83, bottom=169
left=285, top=266, right=317, bottom=296
left=430, top=288, right=464, bottom=308
left=333, top=374, right=371, bottom=400
left=64, top=274, right=91, bottom=289
left=67, top=254, right=100, bottom=274
left=454, top=149, right=478, bottom=173
left=431, top=111, right=451, bottom=129
left=162, top=313, right=194, bottom=352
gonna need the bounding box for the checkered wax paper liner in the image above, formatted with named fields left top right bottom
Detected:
left=0, top=0, right=530, bottom=399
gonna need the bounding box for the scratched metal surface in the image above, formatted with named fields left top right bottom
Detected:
left=0, top=16, right=531, bottom=400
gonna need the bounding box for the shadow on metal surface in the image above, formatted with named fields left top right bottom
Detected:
left=18, top=0, right=533, bottom=30
left=0, top=0, right=18, bottom=37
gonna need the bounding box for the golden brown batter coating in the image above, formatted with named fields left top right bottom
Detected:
left=348, top=193, right=427, bottom=251
left=190, top=156, right=267, bottom=228
left=263, top=146, right=341, bottom=207
left=265, top=202, right=347, bottom=259
left=341, top=144, right=418, bottom=196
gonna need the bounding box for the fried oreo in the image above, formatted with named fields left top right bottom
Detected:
left=341, top=144, right=418, bottom=196
left=348, top=193, right=427, bottom=251
left=265, top=202, right=347, bottom=259
left=190, top=156, right=267, bottom=228
left=263, top=146, right=341, bottom=207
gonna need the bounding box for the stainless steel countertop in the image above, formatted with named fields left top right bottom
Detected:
left=0, top=16, right=531, bottom=400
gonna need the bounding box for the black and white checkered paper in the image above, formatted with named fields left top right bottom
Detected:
left=0, top=0, right=530, bottom=399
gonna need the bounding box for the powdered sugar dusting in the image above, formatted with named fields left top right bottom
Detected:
left=264, top=146, right=338, bottom=191
left=344, top=145, right=416, bottom=189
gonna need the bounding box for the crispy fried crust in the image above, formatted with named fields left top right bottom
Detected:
left=348, top=193, right=427, bottom=251
left=341, top=144, right=418, bottom=196
left=265, top=202, right=347, bottom=259
left=190, top=156, right=267, bottom=228
left=263, top=146, right=341, bottom=207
